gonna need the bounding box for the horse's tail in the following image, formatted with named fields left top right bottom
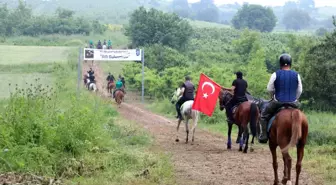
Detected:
left=249, top=102, right=258, bottom=136
left=281, top=109, right=302, bottom=153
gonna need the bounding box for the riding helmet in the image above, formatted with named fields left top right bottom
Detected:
left=279, top=53, right=292, bottom=67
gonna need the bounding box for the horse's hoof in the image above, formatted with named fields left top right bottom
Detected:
left=250, top=148, right=254, bottom=152
left=281, top=179, right=287, bottom=185
left=236, top=140, right=240, bottom=144
left=227, top=144, right=232, bottom=150
left=175, top=139, right=179, bottom=142
left=239, top=147, right=243, bottom=152
left=243, top=149, right=248, bottom=153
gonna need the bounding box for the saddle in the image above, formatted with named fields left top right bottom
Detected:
left=267, top=104, right=298, bottom=135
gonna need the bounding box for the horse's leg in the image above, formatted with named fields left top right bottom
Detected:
left=250, top=135, right=255, bottom=152
left=236, top=125, right=242, bottom=143
left=185, top=118, right=189, bottom=144
left=175, top=119, right=182, bottom=142
left=295, top=145, right=304, bottom=185
left=227, top=122, right=233, bottom=149
left=239, top=125, right=244, bottom=152
left=191, top=112, right=199, bottom=143
left=270, top=143, right=279, bottom=185
left=243, top=125, right=250, bottom=153
left=282, top=152, right=292, bottom=185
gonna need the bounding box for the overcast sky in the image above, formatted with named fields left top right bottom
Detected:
left=187, top=0, right=336, bottom=7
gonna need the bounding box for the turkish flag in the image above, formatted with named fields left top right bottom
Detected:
left=192, top=73, right=221, bottom=117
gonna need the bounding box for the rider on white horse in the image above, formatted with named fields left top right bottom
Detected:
left=175, top=76, right=195, bottom=120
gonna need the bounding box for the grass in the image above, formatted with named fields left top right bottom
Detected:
left=0, top=46, right=175, bottom=184
left=0, top=45, right=71, bottom=64
left=0, top=30, right=129, bottom=48
left=0, top=73, right=53, bottom=99
left=147, top=98, right=336, bottom=185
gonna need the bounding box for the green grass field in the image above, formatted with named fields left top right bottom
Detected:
left=0, top=73, right=53, bottom=99
left=0, top=45, right=71, bottom=64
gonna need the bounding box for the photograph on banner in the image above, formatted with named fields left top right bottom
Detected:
left=84, top=48, right=142, bottom=61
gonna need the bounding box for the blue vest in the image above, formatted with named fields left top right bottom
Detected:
left=274, top=70, right=298, bottom=102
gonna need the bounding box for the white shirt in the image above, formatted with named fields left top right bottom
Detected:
left=267, top=72, right=303, bottom=101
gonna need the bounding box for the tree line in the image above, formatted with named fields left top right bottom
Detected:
left=0, top=1, right=106, bottom=37
left=125, top=7, right=336, bottom=112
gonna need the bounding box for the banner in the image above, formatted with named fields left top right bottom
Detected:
left=83, top=48, right=142, bottom=61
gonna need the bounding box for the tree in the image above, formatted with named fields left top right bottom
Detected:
left=298, top=0, right=315, bottom=11
left=301, top=17, right=336, bottom=111
left=231, top=4, right=277, bottom=32
left=282, top=9, right=311, bottom=31
left=171, top=0, right=190, bottom=18
left=190, top=0, right=220, bottom=23
left=125, top=7, right=193, bottom=50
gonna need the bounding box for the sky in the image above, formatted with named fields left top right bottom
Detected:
left=187, top=0, right=336, bottom=7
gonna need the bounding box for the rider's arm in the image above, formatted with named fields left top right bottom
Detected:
left=267, top=72, right=276, bottom=98
left=222, top=80, right=236, bottom=92
left=296, top=74, right=303, bottom=99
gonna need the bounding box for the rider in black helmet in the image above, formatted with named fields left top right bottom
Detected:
left=258, top=53, right=303, bottom=143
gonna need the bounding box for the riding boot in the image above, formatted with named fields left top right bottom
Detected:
left=258, top=119, right=268, bottom=143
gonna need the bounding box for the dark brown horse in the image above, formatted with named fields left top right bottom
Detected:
left=107, top=80, right=115, bottom=94
left=115, top=90, right=124, bottom=107
left=218, top=90, right=260, bottom=153
left=268, top=107, right=308, bottom=185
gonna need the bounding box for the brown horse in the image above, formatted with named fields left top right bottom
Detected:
left=268, top=107, right=308, bottom=185
left=107, top=81, right=115, bottom=94
left=115, top=90, right=124, bottom=107
left=219, top=90, right=260, bottom=153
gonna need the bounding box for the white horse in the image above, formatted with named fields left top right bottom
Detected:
left=171, top=87, right=200, bottom=144
left=89, top=82, right=97, bottom=92
left=102, top=45, right=107, bottom=50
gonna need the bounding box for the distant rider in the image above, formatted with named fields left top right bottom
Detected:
left=175, top=76, right=195, bottom=120
left=87, top=68, right=94, bottom=77
left=89, top=40, right=94, bottom=48
left=108, top=40, right=112, bottom=49
left=113, top=79, right=125, bottom=99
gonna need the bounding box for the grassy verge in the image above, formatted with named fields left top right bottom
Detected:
left=147, top=98, right=336, bottom=184
left=0, top=31, right=128, bottom=47
left=0, top=49, right=175, bottom=185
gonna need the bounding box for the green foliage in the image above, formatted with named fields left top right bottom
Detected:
left=283, top=9, right=311, bottom=31
left=0, top=1, right=106, bottom=36
left=231, top=4, right=277, bottom=32
left=125, top=7, right=193, bottom=50
left=315, top=27, right=329, bottom=36
left=301, top=20, right=336, bottom=111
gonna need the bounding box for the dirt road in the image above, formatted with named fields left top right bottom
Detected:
left=83, top=62, right=320, bottom=185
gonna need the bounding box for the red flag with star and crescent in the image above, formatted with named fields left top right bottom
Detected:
left=192, top=73, right=221, bottom=117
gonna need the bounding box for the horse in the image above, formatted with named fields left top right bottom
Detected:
left=83, top=74, right=91, bottom=88
left=88, top=82, right=97, bottom=92
left=115, top=89, right=124, bottom=107
left=171, top=87, right=200, bottom=144
left=103, top=45, right=107, bottom=50
left=218, top=90, right=260, bottom=153
left=267, top=105, right=308, bottom=185
left=107, top=80, right=115, bottom=94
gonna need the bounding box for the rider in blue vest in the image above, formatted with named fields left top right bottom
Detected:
left=258, top=53, right=303, bottom=143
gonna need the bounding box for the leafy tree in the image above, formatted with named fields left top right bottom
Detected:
left=231, top=4, right=277, bottom=32
left=171, top=0, right=190, bottom=18
left=125, top=7, right=193, bottom=50
left=191, top=0, right=219, bottom=23
left=282, top=9, right=311, bottom=31
left=315, top=27, right=329, bottom=36
left=301, top=17, right=336, bottom=110
left=56, top=8, right=75, bottom=19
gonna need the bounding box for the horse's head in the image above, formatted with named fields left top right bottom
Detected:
left=171, top=87, right=182, bottom=104
left=218, top=89, right=233, bottom=111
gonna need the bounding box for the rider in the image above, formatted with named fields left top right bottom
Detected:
left=113, top=78, right=125, bottom=99
left=175, top=76, right=195, bottom=120
left=106, top=72, right=115, bottom=82
left=88, top=74, right=96, bottom=90
left=108, top=40, right=112, bottom=49
left=222, top=71, right=248, bottom=124
left=97, top=40, right=102, bottom=48
left=87, top=68, right=94, bottom=77
left=103, top=39, right=107, bottom=46
left=258, top=53, right=303, bottom=143
left=89, top=40, right=94, bottom=48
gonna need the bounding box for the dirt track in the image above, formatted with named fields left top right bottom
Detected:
left=83, top=62, right=320, bottom=185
